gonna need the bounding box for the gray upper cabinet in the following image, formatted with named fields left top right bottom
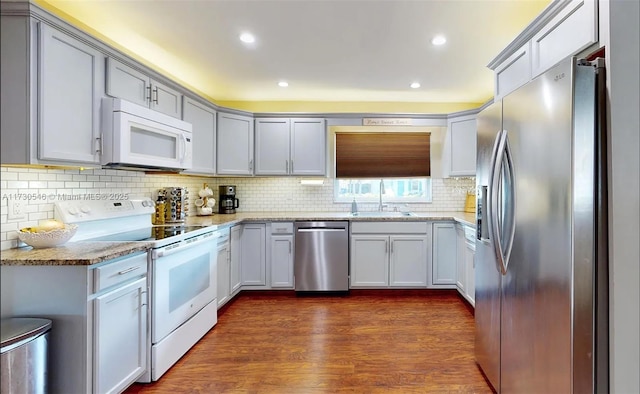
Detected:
left=106, top=58, right=182, bottom=118
left=255, top=118, right=291, bottom=175
left=39, top=24, right=104, bottom=164
left=443, top=114, right=476, bottom=177
left=290, top=118, right=326, bottom=176
left=1, top=14, right=104, bottom=166
left=255, top=117, right=325, bottom=176
left=490, top=0, right=598, bottom=98
left=182, top=96, right=216, bottom=175
left=217, top=112, right=254, bottom=175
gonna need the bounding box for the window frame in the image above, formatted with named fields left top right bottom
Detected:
left=333, top=177, right=432, bottom=204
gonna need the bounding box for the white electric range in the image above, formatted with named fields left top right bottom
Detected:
left=55, top=198, right=220, bottom=382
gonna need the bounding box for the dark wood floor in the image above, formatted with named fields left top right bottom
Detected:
left=125, top=291, right=491, bottom=393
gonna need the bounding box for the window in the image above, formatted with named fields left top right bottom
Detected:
left=334, top=178, right=432, bottom=203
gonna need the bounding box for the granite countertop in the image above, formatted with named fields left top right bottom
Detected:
left=1, top=211, right=475, bottom=266
left=187, top=211, right=476, bottom=227
left=0, top=241, right=152, bottom=266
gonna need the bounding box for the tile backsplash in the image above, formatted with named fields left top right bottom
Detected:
left=0, top=166, right=474, bottom=250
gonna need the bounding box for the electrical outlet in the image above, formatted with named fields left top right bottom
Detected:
left=8, top=200, right=26, bottom=220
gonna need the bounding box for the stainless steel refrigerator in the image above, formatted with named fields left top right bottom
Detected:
left=475, top=56, right=608, bottom=393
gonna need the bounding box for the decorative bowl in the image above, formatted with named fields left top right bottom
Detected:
left=18, top=224, right=78, bottom=248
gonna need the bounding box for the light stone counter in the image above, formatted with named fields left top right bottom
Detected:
left=1, top=211, right=475, bottom=266
left=187, top=211, right=476, bottom=228
left=0, top=241, right=152, bottom=266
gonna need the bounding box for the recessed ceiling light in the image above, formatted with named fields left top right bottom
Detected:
left=239, top=32, right=255, bottom=44
left=278, top=81, right=289, bottom=87
left=431, top=35, right=447, bottom=46
left=410, top=82, right=421, bottom=89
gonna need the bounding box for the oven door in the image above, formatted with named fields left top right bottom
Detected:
left=151, top=233, right=217, bottom=343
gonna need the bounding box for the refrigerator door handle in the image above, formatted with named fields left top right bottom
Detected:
left=502, top=132, right=516, bottom=272
left=490, top=130, right=508, bottom=275
left=480, top=130, right=503, bottom=244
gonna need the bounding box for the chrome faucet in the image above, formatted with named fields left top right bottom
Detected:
left=378, top=179, right=387, bottom=211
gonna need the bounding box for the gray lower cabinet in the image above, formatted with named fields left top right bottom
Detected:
left=350, top=222, right=429, bottom=288
left=0, top=252, right=148, bottom=394
left=431, top=222, right=457, bottom=287
left=106, top=57, right=182, bottom=118
left=464, top=236, right=476, bottom=306
left=455, top=224, right=467, bottom=292
left=217, top=113, right=254, bottom=175
left=455, top=222, right=476, bottom=305
left=240, top=223, right=267, bottom=286
left=94, top=276, right=147, bottom=394
left=350, top=235, right=390, bottom=287
left=216, top=230, right=232, bottom=308
left=270, top=222, right=294, bottom=288
left=182, top=96, right=216, bottom=175
left=230, top=225, right=242, bottom=293
left=1, top=16, right=103, bottom=165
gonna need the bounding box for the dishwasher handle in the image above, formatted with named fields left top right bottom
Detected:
left=297, top=228, right=346, bottom=233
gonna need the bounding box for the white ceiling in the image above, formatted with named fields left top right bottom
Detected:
left=41, top=0, right=550, bottom=105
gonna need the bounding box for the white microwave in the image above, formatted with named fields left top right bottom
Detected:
left=101, top=98, right=193, bottom=171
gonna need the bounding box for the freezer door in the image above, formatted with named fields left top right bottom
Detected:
left=474, top=101, right=503, bottom=393
left=500, top=57, right=574, bottom=393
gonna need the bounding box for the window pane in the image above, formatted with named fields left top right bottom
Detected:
left=334, top=178, right=431, bottom=203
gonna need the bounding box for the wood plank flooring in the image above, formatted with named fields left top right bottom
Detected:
left=125, top=291, right=492, bottom=394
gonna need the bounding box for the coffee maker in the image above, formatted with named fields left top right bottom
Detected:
left=218, top=185, right=239, bottom=214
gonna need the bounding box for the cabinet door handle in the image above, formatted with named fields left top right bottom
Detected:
left=291, top=160, right=294, bottom=173
left=286, top=160, right=289, bottom=173
left=153, top=87, right=159, bottom=104
left=117, top=266, right=140, bottom=275
left=249, top=159, right=253, bottom=171
left=95, top=134, right=103, bottom=154
left=390, top=241, right=394, bottom=254
left=288, top=240, right=291, bottom=254
left=146, top=85, right=152, bottom=102
left=385, top=240, right=388, bottom=254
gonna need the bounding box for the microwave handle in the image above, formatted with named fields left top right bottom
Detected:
left=179, top=133, right=187, bottom=162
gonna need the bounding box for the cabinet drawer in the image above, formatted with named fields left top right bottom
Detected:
left=94, top=252, right=147, bottom=292
left=464, top=226, right=476, bottom=242
left=271, top=222, right=293, bottom=234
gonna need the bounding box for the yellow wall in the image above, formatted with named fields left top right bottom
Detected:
left=214, top=100, right=482, bottom=114
left=33, top=0, right=485, bottom=114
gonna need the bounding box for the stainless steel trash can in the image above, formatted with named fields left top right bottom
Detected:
left=1, top=318, right=52, bottom=394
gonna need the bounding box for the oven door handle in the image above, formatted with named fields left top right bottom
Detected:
left=152, top=232, right=217, bottom=258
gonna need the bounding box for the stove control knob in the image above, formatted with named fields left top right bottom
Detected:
left=142, top=200, right=153, bottom=208
left=67, top=207, right=79, bottom=215
left=80, top=205, right=91, bottom=214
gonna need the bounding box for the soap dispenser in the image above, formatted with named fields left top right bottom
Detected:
left=351, top=198, right=358, bottom=214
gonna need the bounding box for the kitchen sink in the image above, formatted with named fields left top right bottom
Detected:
left=350, top=211, right=415, bottom=217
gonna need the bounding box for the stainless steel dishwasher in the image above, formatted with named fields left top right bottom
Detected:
left=294, top=221, right=349, bottom=292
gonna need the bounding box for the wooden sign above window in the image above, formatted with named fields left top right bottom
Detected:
left=335, top=132, right=430, bottom=178
left=362, top=118, right=413, bottom=126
